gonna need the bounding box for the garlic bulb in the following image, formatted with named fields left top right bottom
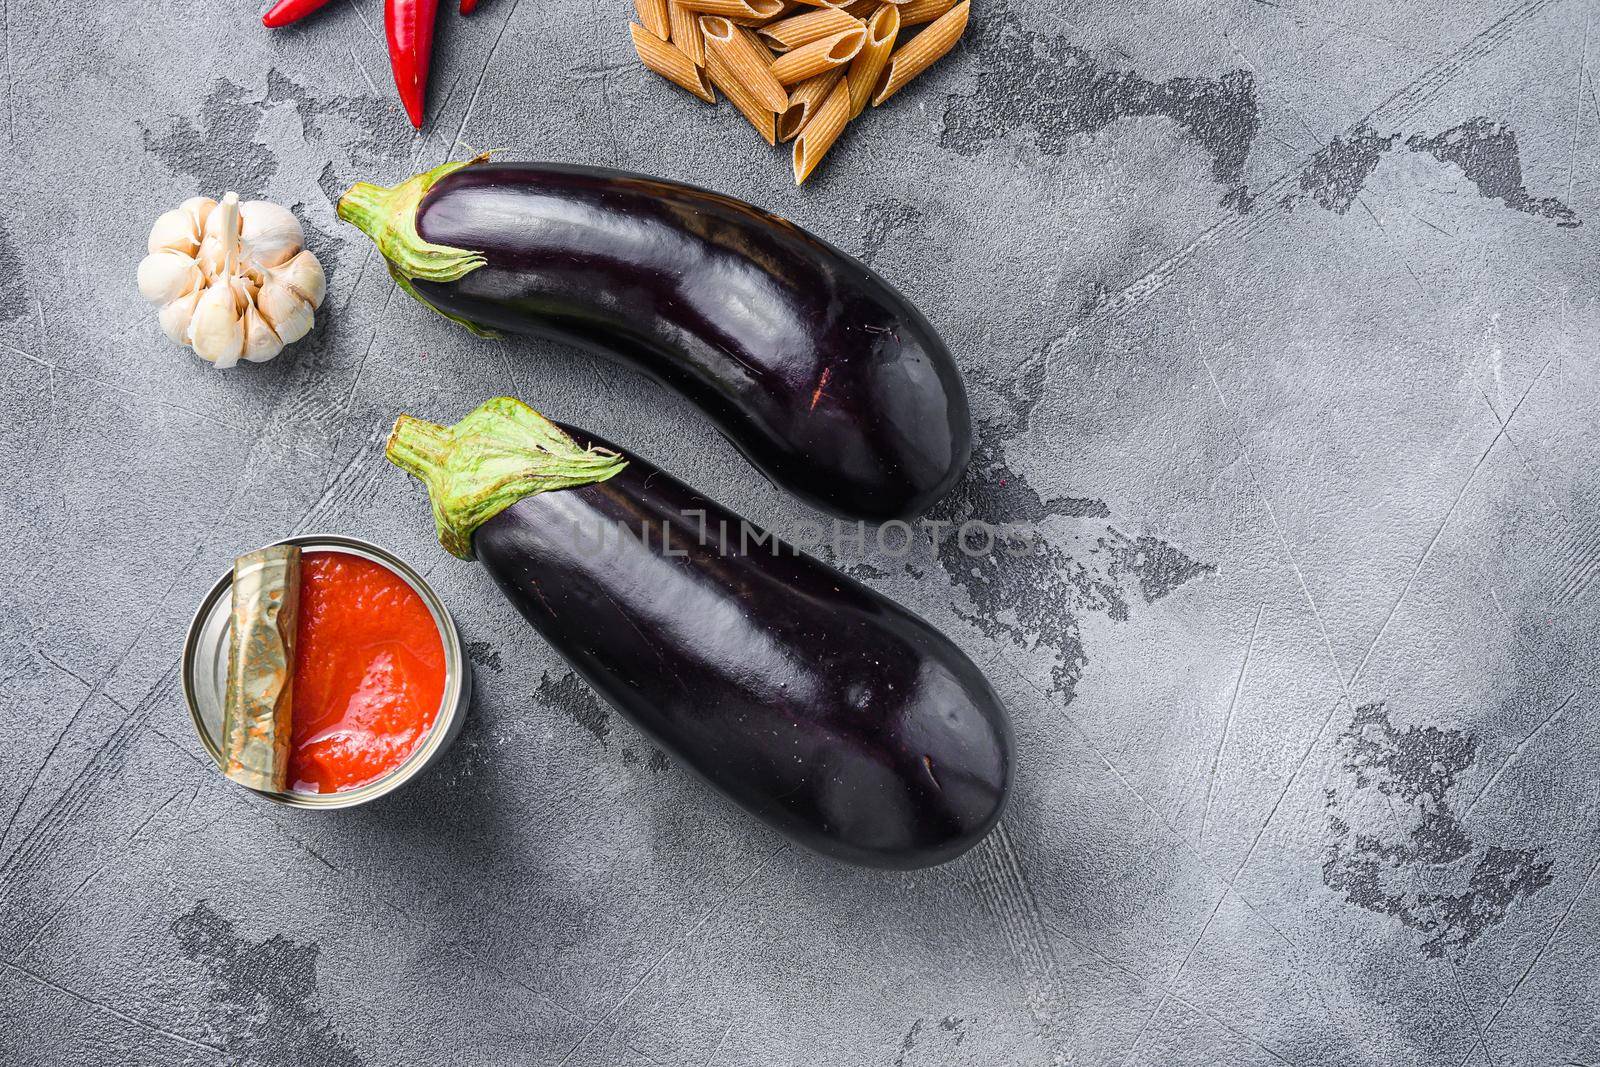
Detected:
left=137, top=192, right=326, bottom=368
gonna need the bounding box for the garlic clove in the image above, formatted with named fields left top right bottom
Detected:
left=241, top=304, right=284, bottom=363
left=273, top=249, right=327, bottom=308
left=180, top=196, right=216, bottom=232
left=148, top=206, right=204, bottom=257
left=190, top=282, right=245, bottom=368
left=239, top=201, right=305, bottom=269
left=137, top=250, right=202, bottom=304
left=257, top=279, right=315, bottom=344
left=158, top=288, right=203, bottom=345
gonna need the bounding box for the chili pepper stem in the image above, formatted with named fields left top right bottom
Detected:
left=386, top=398, right=628, bottom=560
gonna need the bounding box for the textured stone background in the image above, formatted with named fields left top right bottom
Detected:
left=1, top=0, right=1597, bottom=1063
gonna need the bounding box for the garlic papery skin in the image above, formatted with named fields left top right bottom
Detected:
left=138, top=190, right=325, bottom=367
left=257, top=277, right=316, bottom=345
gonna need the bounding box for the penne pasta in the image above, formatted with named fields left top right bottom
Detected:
left=630, top=23, right=716, bottom=103
left=778, top=69, right=843, bottom=141
left=726, top=9, right=789, bottom=24
left=628, top=0, right=964, bottom=177
left=634, top=0, right=672, bottom=39
left=674, top=0, right=784, bottom=18
left=667, top=0, right=706, bottom=65
left=770, top=26, right=866, bottom=85
left=700, top=15, right=791, bottom=112
left=871, top=0, right=967, bottom=105
left=792, top=78, right=852, bottom=184
left=758, top=7, right=860, bottom=52
left=737, top=23, right=779, bottom=61
left=706, top=49, right=777, bottom=144
left=891, top=0, right=956, bottom=27
left=845, top=2, right=897, bottom=117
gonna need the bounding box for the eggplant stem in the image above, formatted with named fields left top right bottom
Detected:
left=337, top=154, right=492, bottom=285
left=385, top=397, right=628, bottom=560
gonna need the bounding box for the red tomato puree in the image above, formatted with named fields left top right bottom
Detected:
left=289, top=551, right=446, bottom=793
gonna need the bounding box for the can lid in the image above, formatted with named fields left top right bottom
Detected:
left=182, top=534, right=469, bottom=809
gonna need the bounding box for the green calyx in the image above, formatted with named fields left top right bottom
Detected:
left=386, top=397, right=628, bottom=560
left=337, top=154, right=490, bottom=288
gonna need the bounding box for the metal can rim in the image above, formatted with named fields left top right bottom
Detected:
left=181, top=533, right=469, bottom=809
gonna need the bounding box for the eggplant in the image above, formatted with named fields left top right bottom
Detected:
left=387, top=397, right=1011, bottom=868
left=339, top=156, right=971, bottom=523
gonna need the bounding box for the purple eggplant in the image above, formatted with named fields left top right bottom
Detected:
left=387, top=398, right=1010, bottom=868
left=340, top=156, right=971, bottom=523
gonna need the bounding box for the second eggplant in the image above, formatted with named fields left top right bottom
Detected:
left=387, top=397, right=1011, bottom=868
left=340, top=157, right=971, bottom=522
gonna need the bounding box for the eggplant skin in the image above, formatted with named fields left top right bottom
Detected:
left=475, top=430, right=1012, bottom=869
left=411, top=164, right=972, bottom=523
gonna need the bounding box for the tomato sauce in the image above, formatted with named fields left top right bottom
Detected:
left=289, top=551, right=446, bottom=793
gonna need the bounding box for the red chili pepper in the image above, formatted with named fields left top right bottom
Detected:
left=261, top=0, right=335, bottom=27
left=385, top=0, right=440, bottom=129
left=460, top=0, right=479, bottom=12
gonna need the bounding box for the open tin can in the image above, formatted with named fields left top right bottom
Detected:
left=182, top=534, right=471, bottom=808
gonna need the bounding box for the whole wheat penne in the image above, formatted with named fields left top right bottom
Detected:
left=840, top=0, right=878, bottom=16
left=793, top=78, right=852, bottom=184
left=675, top=0, right=784, bottom=18
left=845, top=2, right=897, bottom=116
left=667, top=0, right=706, bottom=65
left=726, top=9, right=787, bottom=24
left=634, top=0, right=672, bottom=38
left=778, top=69, right=843, bottom=141
left=771, top=26, right=866, bottom=84
left=706, top=49, right=777, bottom=144
left=759, top=7, right=859, bottom=51
left=737, top=23, right=778, bottom=61
left=892, top=0, right=955, bottom=26
left=871, top=0, right=966, bottom=105
left=790, top=0, right=856, bottom=8
left=631, top=23, right=716, bottom=102
left=700, top=15, right=791, bottom=112
left=729, top=1, right=796, bottom=23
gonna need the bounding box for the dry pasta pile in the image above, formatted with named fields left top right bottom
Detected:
left=629, top=0, right=970, bottom=183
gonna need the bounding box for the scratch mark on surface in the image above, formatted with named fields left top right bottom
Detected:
left=1007, top=664, right=1335, bottom=1014
left=0, top=663, right=183, bottom=897
left=14, top=860, right=108, bottom=956
left=0, top=544, right=200, bottom=866
left=1349, top=359, right=1549, bottom=687
left=555, top=844, right=788, bottom=1066
left=445, top=0, right=526, bottom=156
left=702, top=1023, right=735, bottom=1066
left=1565, top=9, right=1592, bottom=205
left=1041, top=918, right=1300, bottom=1065
left=1201, top=604, right=1262, bottom=846
left=1454, top=844, right=1600, bottom=1067
left=348, top=0, right=384, bottom=46
left=1052, top=0, right=1565, bottom=343
left=1450, top=958, right=1498, bottom=1067
left=1462, top=693, right=1577, bottom=817
left=1, top=959, right=225, bottom=1056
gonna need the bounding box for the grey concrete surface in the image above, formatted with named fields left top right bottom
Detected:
left=0, top=0, right=1597, bottom=1063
